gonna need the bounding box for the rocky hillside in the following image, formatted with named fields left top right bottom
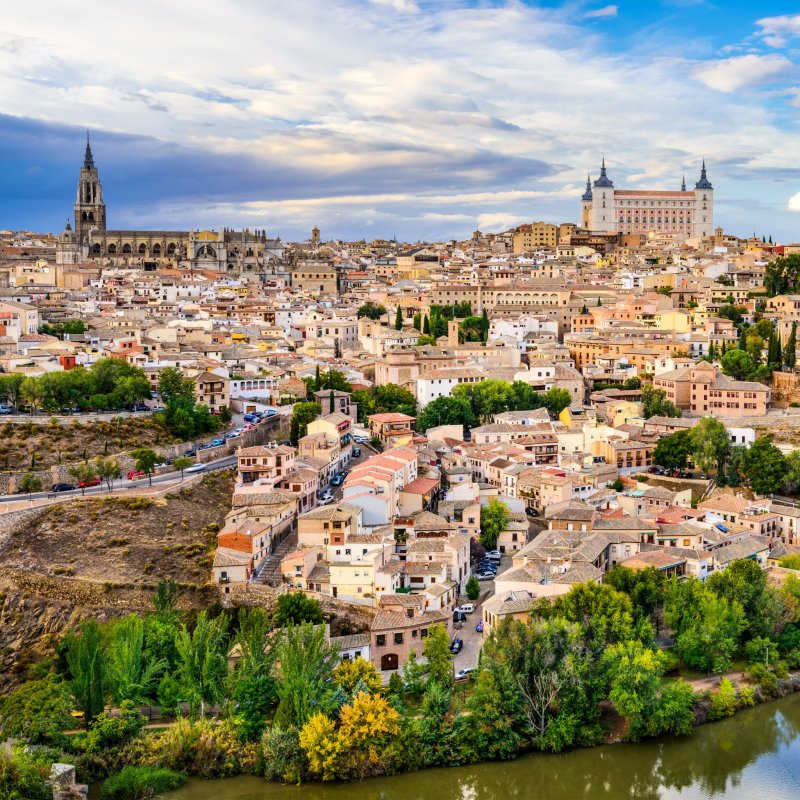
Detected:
left=0, top=471, right=234, bottom=691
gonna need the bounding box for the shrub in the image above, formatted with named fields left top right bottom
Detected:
left=262, top=726, right=308, bottom=784
left=102, top=766, right=185, bottom=799
left=748, top=663, right=779, bottom=698
left=708, top=677, right=738, bottom=720
left=0, top=749, right=49, bottom=800
left=83, top=702, right=146, bottom=754
left=738, top=686, right=757, bottom=707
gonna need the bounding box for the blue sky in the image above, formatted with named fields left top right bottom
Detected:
left=2, top=1, right=800, bottom=242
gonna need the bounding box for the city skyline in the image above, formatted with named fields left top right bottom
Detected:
left=1, top=1, right=800, bottom=240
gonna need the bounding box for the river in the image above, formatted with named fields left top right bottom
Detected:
left=161, top=693, right=800, bottom=800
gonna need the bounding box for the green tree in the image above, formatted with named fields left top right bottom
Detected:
left=131, top=447, right=159, bottom=486
left=423, top=623, right=453, bottom=688
left=274, top=623, right=340, bottom=728
left=689, top=417, right=730, bottom=476
left=764, top=253, right=800, bottom=296
left=395, top=305, right=403, bottom=330
left=18, top=472, right=42, bottom=500
left=640, top=384, right=681, bottom=418
left=64, top=618, right=107, bottom=727
left=412, top=312, right=422, bottom=330
left=422, top=314, right=430, bottom=335
left=786, top=321, right=798, bottom=368
left=106, top=615, right=166, bottom=704
left=416, top=396, right=476, bottom=432
left=720, top=348, right=756, bottom=380
left=741, top=436, right=786, bottom=495
left=652, top=429, right=692, bottom=469
left=172, top=456, right=193, bottom=480
left=290, top=401, right=321, bottom=444
left=465, top=575, right=480, bottom=601
left=95, top=456, right=122, bottom=491
left=68, top=461, right=98, bottom=495
left=175, top=611, right=229, bottom=717
left=332, top=656, right=382, bottom=696
left=274, top=592, right=324, bottom=627
left=357, top=302, right=387, bottom=320
left=674, top=590, right=745, bottom=673
left=542, top=387, right=572, bottom=417
left=480, top=497, right=510, bottom=550
left=604, top=566, right=666, bottom=622
left=373, top=384, right=417, bottom=417
left=0, top=674, right=73, bottom=744
left=229, top=608, right=277, bottom=740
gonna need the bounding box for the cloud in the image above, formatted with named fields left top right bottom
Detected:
left=694, top=54, right=794, bottom=92
left=370, top=0, right=419, bottom=12
left=756, top=13, right=800, bottom=48
left=583, top=5, right=618, bottom=20
left=789, top=191, right=800, bottom=212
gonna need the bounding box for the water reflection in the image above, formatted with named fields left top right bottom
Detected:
left=165, top=694, right=800, bottom=800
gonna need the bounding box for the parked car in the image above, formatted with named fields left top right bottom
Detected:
left=51, top=483, right=75, bottom=492
left=330, top=474, right=345, bottom=487
left=60, top=407, right=81, bottom=415
left=485, top=550, right=502, bottom=561
left=318, top=496, right=334, bottom=506
left=453, top=611, right=467, bottom=623
left=354, top=435, right=369, bottom=443
left=526, top=507, right=539, bottom=517
left=475, top=621, right=484, bottom=633
left=243, top=413, right=260, bottom=423
left=0, top=405, right=13, bottom=415
left=134, top=403, right=149, bottom=412
left=184, top=448, right=197, bottom=457
left=352, top=446, right=361, bottom=457
left=449, top=638, right=463, bottom=654
left=264, top=409, right=278, bottom=417
left=209, top=438, right=225, bottom=447
left=210, top=410, right=221, bottom=416
left=648, top=465, right=660, bottom=473
left=477, top=561, right=497, bottom=573
left=476, top=571, right=494, bottom=581
left=455, top=603, right=475, bottom=615
left=455, top=667, right=475, bottom=681
left=77, top=477, right=101, bottom=488
left=127, top=469, right=146, bottom=480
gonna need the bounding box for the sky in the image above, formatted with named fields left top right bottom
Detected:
left=2, top=1, right=800, bottom=242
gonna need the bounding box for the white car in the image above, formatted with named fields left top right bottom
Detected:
left=455, top=604, right=475, bottom=615
left=185, top=463, right=205, bottom=474
left=485, top=550, right=502, bottom=561
left=318, top=496, right=334, bottom=506
left=455, top=667, right=475, bottom=681
left=475, top=572, right=494, bottom=581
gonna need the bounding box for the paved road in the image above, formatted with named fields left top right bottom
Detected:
left=0, top=454, right=237, bottom=503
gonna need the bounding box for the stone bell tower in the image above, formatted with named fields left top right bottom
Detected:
left=74, top=133, right=106, bottom=244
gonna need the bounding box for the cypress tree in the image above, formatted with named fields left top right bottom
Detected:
left=314, top=365, right=321, bottom=390
left=395, top=306, right=403, bottom=330
left=423, top=314, right=430, bottom=335
left=597, top=297, right=602, bottom=306
left=707, top=341, right=717, bottom=361
left=785, top=322, right=797, bottom=368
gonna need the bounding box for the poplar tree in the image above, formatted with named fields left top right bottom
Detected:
left=395, top=306, right=403, bottom=330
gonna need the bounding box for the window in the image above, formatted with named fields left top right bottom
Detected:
left=376, top=634, right=386, bottom=646
left=420, top=628, right=428, bottom=638
left=394, top=632, right=404, bottom=645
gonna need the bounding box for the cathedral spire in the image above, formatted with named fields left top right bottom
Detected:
left=581, top=174, right=593, bottom=201
left=83, top=131, right=95, bottom=170
left=593, top=156, right=613, bottom=188
left=681, top=174, right=686, bottom=192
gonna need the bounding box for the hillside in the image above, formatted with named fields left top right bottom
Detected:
left=0, top=471, right=234, bottom=691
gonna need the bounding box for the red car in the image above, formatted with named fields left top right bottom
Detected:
left=77, top=477, right=101, bottom=488
left=127, top=469, right=146, bottom=480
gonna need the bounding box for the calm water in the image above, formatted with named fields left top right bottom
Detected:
left=165, top=693, right=800, bottom=800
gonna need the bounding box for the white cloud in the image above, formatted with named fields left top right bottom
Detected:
left=369, top=0, right=419, bottom=12
left=694, top=54, right=793, bottom=92
left=583, top=5, right=618, bottom=20
left=756, top=13, right=800, bottom=48
left=789, top=191, right=800, bottom=213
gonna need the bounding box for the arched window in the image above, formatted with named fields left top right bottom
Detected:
left=138, top=243, right=147, bottom=254
left=107, top=244, right=117, bottom=254
left=167, top=243, right=176, bottom=256
left=92, top=243, right=101, bottom=255
left=122, top=243, right=132, bottom=254
left=152, top=243, right=162, bottom=256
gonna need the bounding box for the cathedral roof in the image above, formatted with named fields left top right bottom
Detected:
left=695, top=160, right=712, bottom=190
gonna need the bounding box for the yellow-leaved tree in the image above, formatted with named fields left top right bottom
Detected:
left=298, top=712, right=341, bottom=781
left=332, top=656, right=382, bottom=695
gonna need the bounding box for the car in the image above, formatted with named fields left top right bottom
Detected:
left=60, top=407, right=81, bottom=415
left=453, top=611, right=467, bottom=623
left=210, top=410, right=221, bottom=416
left=210, top=438, right=225, bottom=447
left=51, top=483, right=75, bottom=492
left=127, top=469, right=146, bottom=480
left=526, top=507, right=540, bottom=517
left=243, top=413, right=260, bottom=423
left=475, top=621, right=484, bottom=633
left=134, top=403, right=149, bottom=412
left=330, top=474, right=345, bottom=487
left=318, top=496, right=334, bottom=506
left=648, top=465, right=660, bottom=473
left=0, top=405, right=13, bottom=415
left=485, top=550, right=502, bottom=561
left=455, top=667, right=475, bottom=681
left=77, top=477, right=101, bottom=488
left=265, top=409, right=278, bottom=416
left=352, top=446, right=361, bottom=457
left=185, top=463, right=206, bottom=474
left=354, top=435, right=369, bottom=443
left=449, top=638, right=463, bottom=654
left=476, top=572, right=494, bottom=581
left=151, top=405, right=165, bottom=412
left=455, top=604, right=475, bottom=615
left=184, top=449, right=197, bottom=457
left=477, top=561, right=497, bottom=572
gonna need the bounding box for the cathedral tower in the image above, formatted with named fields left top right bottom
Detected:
left=74, top=133, right=106, bottom=243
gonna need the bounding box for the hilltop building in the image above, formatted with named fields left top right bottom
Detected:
left=579, top=158, right=713, bottom=239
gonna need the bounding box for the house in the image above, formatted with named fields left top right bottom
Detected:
left=314, top=389, right=358, bottom=421
left=369, top=594, right=450, bottom=671
left=481, top=590, right=535, bottom=637
left=212, top=547, right=253, bottom=589
left=297, top=502, right=363, bottom=549
left=191, top=370, right=230, bottom=411
left=307, top=412, right=353, bottom=463
left=237, top=444, right=297, bottom=486
left=368, top=412, right=416, bottom=447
